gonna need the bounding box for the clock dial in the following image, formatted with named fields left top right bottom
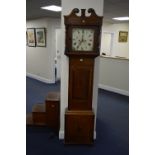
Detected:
left=72, top=28, right=94, bottom=51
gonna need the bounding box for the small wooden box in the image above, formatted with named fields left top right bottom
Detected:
left=45, top=92, right=60, bottom=133
left=65, top=110, right=94, bottom=144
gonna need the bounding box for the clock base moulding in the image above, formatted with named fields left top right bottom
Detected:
left=64, top=110, right=94, bottom=144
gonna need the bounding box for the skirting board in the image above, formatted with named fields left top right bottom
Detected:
left=98, top=84, right=129, bottom=96
left=27, top=72, right=55, bottom=84
left=59, top=130, right=96, bottom=140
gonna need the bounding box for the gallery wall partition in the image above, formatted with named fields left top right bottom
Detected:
left=26, top=18, right=61, bottom=83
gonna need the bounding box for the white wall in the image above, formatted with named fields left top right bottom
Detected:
left=26, top=18, right=61, bottom=83
left=101, top=22, right=129, bottom=58
left=60, top=0, right=104, bottom=139
left=99, top=56, right=129, bottom=96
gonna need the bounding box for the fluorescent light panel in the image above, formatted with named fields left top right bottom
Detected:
left=113, top=17, right=129, bottom=21
left=41, top=5, right=62, bottom=12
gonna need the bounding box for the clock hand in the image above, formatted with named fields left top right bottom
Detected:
left=77, top=40, right=83, bottom=49
left=81, top=29, right=84, bottom=41
left=77, top=31, right=84, bottom=49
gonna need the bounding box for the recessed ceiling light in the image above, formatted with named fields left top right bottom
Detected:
left=112, top=17, right=129, bottom=21
left=41, top=5, right=62, bottom=12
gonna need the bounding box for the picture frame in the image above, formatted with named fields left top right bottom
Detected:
left=27, top=28, right=36, bottom=47
left=118, top=31, right=128, bottom=42
left=26, top=31, right=28, bottom=46
left=35, top=28, right=46, bottom=47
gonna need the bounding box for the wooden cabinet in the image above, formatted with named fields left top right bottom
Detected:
left=45, top=92, right=60, bottom=134
left=65, top=110, right=94, bottom=144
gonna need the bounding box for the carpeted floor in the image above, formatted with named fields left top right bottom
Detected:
left=26, top=77, right=129, bottom=155
left=26, top=77, right=60, bottom=113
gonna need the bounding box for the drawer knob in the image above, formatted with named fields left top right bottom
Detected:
left=51, top=105, right=55, bottom=108
left=80, top=59, right=83, bottom=62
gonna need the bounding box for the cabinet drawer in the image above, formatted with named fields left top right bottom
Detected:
left=45, top=101, right=60, bottom=133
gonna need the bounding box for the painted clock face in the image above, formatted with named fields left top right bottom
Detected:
left=72, top=28, right=95, bottom=51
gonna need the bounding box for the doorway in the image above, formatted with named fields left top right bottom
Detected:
left=102, top=32, right=114, bottom=56
left=55, top=29, right=61, bottom=81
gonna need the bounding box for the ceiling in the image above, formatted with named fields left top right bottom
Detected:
left=26, top=0, right=129, bottom=23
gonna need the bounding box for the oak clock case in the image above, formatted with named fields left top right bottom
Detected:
left=64, top=8, right=103, bottom=144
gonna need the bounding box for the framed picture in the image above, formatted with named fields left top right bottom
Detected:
left=118, top=31, right=128, bottom=42
left=27, top=28, right=36, bottom=47
left=26, top=31, right=28, bottom=46
left=35, top=28, right=46, bottom=47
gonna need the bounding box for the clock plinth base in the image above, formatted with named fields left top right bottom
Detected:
left=64, top=110, right=94, bottom=144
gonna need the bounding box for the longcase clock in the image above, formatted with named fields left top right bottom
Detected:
left=64, top=8, right=103, bottom=144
